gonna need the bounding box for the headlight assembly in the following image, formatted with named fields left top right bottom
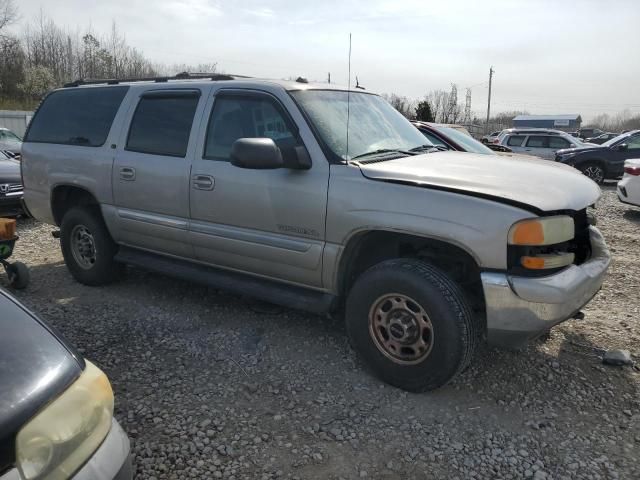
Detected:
left=508, top=215, right=575, bottom=246
left=16, top=361, right=114, bottom=480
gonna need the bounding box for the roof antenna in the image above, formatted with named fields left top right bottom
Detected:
left=346, top=33, right=352, bottom=161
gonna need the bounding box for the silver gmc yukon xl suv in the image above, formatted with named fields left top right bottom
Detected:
left=21, top=74, right=610, bottom=392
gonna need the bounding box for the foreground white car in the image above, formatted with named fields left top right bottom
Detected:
left=617, top=159, right=640, bottom=207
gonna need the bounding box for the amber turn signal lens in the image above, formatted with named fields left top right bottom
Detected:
left=521, top=253, right=575, bottom=270
left=510, top=221, right=544, bottom=245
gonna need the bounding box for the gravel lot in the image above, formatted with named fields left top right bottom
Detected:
left=5, top=186, right=639, bottom=480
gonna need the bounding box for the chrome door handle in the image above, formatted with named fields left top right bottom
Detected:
left=192, top=174, right=215, bottom=191
left=119, top=167, right=136, bottom=181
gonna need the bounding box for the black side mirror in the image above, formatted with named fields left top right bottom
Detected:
left=615, top=143, right=628, bottom=152
left=230, top=138, right=284, bottom=169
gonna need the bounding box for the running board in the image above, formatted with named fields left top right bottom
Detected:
left=115, top=246, right=337, bottom=315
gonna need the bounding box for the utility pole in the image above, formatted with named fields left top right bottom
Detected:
left=328, top=72, right=331, bottom=84
left=485, top=66, right=494, bottom=133
left=464, top=88, right=472, bottom=124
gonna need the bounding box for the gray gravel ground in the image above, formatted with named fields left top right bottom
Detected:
left=5, top=185, right=639, bottom=479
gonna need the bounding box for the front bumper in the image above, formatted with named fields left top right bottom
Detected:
left=617, top=176, right=640, bottom=207
left=73, top=418, right=132, bottom=480
left=0, top=418, right=131, bottom=480
left=482, top=226, right=610, bottom=349
left=0, top=196, right=24, bottom=217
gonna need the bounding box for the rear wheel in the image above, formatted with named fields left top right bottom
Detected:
left=60, top=206, right=123, bottom=285
left=579, top=162, right=605, bottom=184
left=345, top=258, right=480, bottom=392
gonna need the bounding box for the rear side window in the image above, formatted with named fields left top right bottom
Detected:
left=548, top=137, right=571, bottom=149
left=25, top=86, right=128, bottom=146
left=506, top=135, right=526, bottom=147
left=126, top=92, right=200, bottom=157
left=525, top=136, right=549, bottom=148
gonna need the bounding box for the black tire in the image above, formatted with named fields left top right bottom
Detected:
left=60, top=206, right=123, bottom=286
left=7, top=261, right=30, bottom=289
left=345, top=258, right=480, bottom=392
left=578, top=162, right=605, bottom=184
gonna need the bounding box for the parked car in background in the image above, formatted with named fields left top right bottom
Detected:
left=555, top=130, right=640, bottom=183
left=585, top=132, right=619, bottom=144
left=498, top=128, right=586, bottom=160
left=0, top=127, right=22, bottom=160
left=0, top=150, right=23, bottom=217
left=617, top=159, right=640, bottom=207
left=481, top=130, right=503, bottom=144
left=412, top=121, right=500, bottom=155
left=577, top=128, right=604, bottom=140
left=0, top=288, right=132, bottom=480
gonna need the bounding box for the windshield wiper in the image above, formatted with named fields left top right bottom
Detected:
left=351, top=148, right=415, bottom=160
left=409, top=144, right=448, bottom=153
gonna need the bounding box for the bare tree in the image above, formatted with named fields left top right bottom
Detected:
left=0, top=0, right=17, bottom=35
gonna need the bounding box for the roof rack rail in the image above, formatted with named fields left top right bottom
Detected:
left=63, top=72, right=251, bottom=88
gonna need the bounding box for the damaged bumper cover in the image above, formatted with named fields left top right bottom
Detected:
left=482, top=226, right=610, bottom=349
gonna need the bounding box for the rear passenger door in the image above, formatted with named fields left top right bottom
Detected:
left=112, top=89, right=204, bottom=257
left=522, top=135, right=552, bottom=159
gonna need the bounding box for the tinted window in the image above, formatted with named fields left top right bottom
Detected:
left=436, top=126, right=495, bottom=155
left=506, top=135, right=526, bottom=146
left=204, top=95, right=298, bottom=161
left=525, top=136, right=549, bottom=148
left=25, top=86, right=128, bottom=146
left=126, top=93, right=199, bottom=157
left=548, top=137, right=571, bottom=149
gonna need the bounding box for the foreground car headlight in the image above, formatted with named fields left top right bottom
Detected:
left=508, top=216, right=575, bottom=246
left=16, top=361, right=114, bottom=480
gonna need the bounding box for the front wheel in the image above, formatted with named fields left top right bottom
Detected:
left=579, top=162, right=605, bottom=184
left=60, top=206, right=123, bottom=286
left=345, top=259, right=480, bottom=392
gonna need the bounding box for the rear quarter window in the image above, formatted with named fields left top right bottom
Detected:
left=25, top=86, right=129, bottom=147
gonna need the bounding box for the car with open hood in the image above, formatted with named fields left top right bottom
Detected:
left=20, top=74, right=610, bottom=392
left=0, top=288, right=131, bottom=479
left=555, top=130, right=640, bottom=183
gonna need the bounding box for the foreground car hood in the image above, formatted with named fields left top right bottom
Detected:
left=357, top=151, right=600, bottom=212
left=0, top=290, right=82, bottom=458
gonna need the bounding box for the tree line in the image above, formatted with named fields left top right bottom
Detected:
left=0, top=0, right=217, bottom=109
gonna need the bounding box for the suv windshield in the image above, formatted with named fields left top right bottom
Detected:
left=436, top=126, right=495, bottom=155
left=290, top=90, right=431, bottom=161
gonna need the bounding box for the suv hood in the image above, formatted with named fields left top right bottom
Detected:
left=356, top=151, right=600, bottom=212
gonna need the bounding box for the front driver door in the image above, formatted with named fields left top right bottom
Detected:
left=188, top=89, right=329, bottom=288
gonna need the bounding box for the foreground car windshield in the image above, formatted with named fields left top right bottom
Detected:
left=291, top=90, right=431, bottom=160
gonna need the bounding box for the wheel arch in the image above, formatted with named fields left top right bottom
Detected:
left=50, top=184, right=101, bottom=226
left=335, top=229, right=486, bottom=322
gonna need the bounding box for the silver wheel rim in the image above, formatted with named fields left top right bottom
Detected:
left=584, top=166, right=604, bottom=183
left=368, top=293, right=434, bottom=365
left=70, top=225, right=97, bottom=270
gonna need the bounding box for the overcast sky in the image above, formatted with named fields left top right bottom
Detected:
left=15, top=0, right=640, bottom=120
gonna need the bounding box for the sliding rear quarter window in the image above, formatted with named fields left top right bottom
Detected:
left=25, top=86, right=129, bottom=147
